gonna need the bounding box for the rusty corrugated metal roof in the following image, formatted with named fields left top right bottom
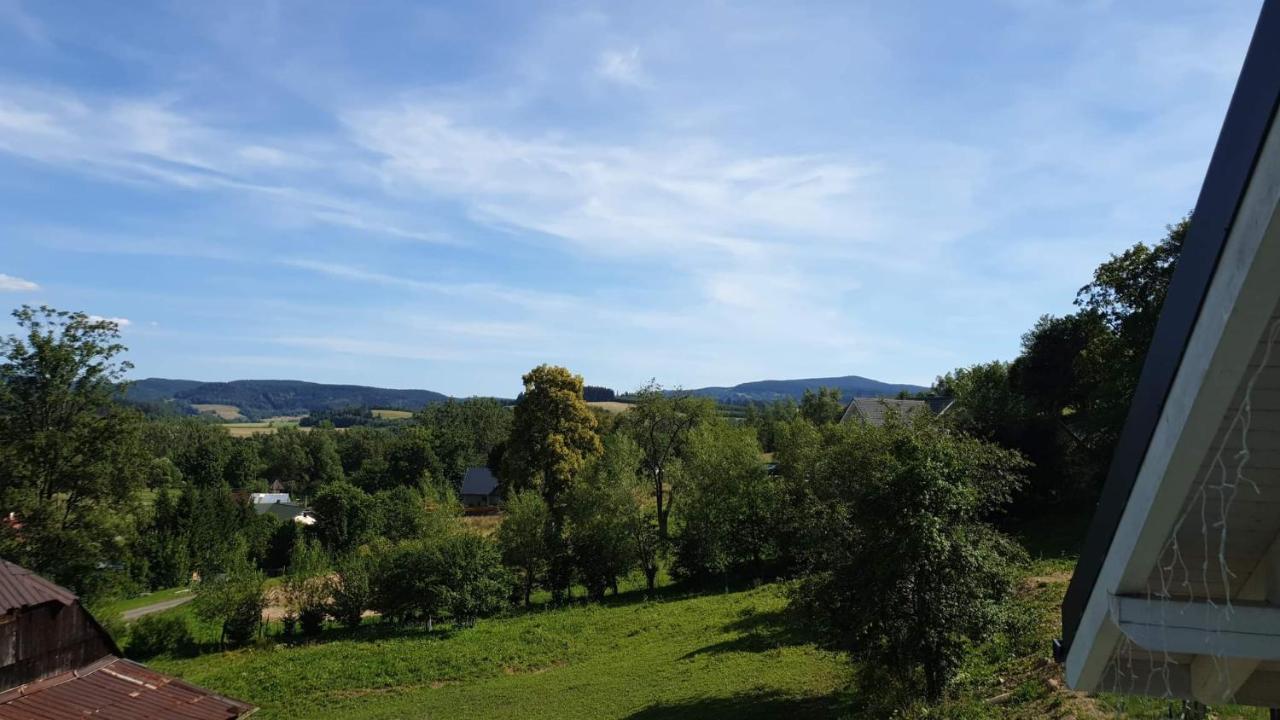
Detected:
left=0, top=560, right=76, bottom=614
left=0, top=656, right=255, bottom=719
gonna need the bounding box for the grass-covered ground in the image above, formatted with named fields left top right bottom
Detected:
left=154, top=584, right=854, bottom=720
left=139, top=514, right=1271, bottom=719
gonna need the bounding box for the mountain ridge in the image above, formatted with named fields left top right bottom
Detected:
left=124, top=378, right=450, bottom=420
left=125, top=373, right=930, bottom=418
left=684, top=374, right=928, bottom=404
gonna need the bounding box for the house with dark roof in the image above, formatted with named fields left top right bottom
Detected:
left=461, top=467, right=502, bottom=508
left=253, top=499, right=316, bottom=526
left=1059, top=0, right=1280, bottom=706
left=838, top=396, right=954, bottom=426
left=0, top=560, right=254, bottom=718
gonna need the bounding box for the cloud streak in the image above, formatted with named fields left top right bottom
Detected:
left=0, top=274, right=39, bottom=291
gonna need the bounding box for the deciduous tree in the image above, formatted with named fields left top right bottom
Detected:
left=787, top=414, right=1028, bottom=701
left=497, top=490, right=548, bottom=606
left=0, top=306, right=149, bottom=598
left=620, top=381, right=714, bottom=541
left=503, top=365, right=602, bottom=600
left=799, top=386, right=843, bottom=425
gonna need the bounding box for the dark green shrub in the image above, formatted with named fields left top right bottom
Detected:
left=370, top=533, right=509, bottom=627
left=194, top=557, right=265, bottom=648
left=283, top=537, right=329, bottom=636
left=370, top=539, right=443, bottom=624
left=786, top=414, right=1028, bottom=701
left=126, top=614, right=194, bottom=658
left=434, top=532, right=510, bottom=625
left=328, top=552, right=373, bottom=629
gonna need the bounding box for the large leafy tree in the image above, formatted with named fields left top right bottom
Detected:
left=787, top=414, right=1027, bottom=701
left=311, top=481, right=376, bottom=554
left=1067, top=216, right=1187, bottom=474
left=932, top=216, right=1188, bottom=511
left=0, top=306, right=149, bottom=598
left=620, top=381, right=715, bottom=541
left=503, top=365, right=601, bottom=600
left=503, top=365, right=602, bottom=502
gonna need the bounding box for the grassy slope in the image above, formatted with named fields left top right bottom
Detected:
left=147, top=514, right=1270, bottom=719
left=154, top=585, right=852, bottom=720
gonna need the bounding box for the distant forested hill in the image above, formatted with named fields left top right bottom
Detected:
left=124, top=378, right=450, bottom=419
left=123, top=373, right=926, bottom=418
left=685, top=375, right=928, bottom=404
left=121, top=378, right=205, bottom=403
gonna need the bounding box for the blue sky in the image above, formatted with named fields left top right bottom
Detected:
left=0, top=1, right=1263, bottom=397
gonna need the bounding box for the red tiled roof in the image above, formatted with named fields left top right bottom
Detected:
left=0, top=656, right=255, bottom=719
left=0, top=560, right=76, bottom=614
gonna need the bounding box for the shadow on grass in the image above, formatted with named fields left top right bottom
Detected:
left=680, top=606, right=815, bottom=659
left=624, top=688, right=851, bottom=720
left=1008, top=508, right=1092, bottom=560
left=509, top=573, right=769, bottom=618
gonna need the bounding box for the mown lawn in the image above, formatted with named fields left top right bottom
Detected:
left=153, top=584, right=854, bottom=720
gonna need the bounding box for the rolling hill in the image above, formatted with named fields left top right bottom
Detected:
left=684, top=375, right=929, bottom=404
left=125, top=378, right=450, bottom=420
left=124, top=373, right=929, bottom=420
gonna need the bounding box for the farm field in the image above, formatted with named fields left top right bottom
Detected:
left=224, top=421, right=307, bottom=437
left=371, top=408, right=414, bottom=419
left=192, top=403, right=245, bottom=420
left=587, top=401, right=633, bottom=413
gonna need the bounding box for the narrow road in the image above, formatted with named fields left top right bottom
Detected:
left=121, top=595, right=194, bottom=621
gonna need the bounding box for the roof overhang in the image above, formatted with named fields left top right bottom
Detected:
left=1060, top=0, right=1280, bottom=705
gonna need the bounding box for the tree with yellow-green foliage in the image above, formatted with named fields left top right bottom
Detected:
left=502, top=364, right=602, bottom=601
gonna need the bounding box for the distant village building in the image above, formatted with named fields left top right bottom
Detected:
left=839, top=396, right=954, bottom=426
left=248, top=493, right=316, bottom=525
left=460, top=467, right=502, bottom=508
left=0, top=559, right=254, bottom=718
left=250, top=492, right=290, bottom=506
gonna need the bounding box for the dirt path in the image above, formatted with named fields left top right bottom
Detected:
left=121, top=595, right=195, bottom=621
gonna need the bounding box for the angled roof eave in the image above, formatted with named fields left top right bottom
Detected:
left=1058, top=0, right=1280, bottom=662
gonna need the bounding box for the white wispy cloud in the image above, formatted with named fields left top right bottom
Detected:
left=280, top=257, right=580, bottom=312
left=596, top=47, right=646, bottom=86
left=88, top=315, right=131, bottom=327
left=0, top=84, right=450, bottom=245
left=0, top=273, right=39, bottom=291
